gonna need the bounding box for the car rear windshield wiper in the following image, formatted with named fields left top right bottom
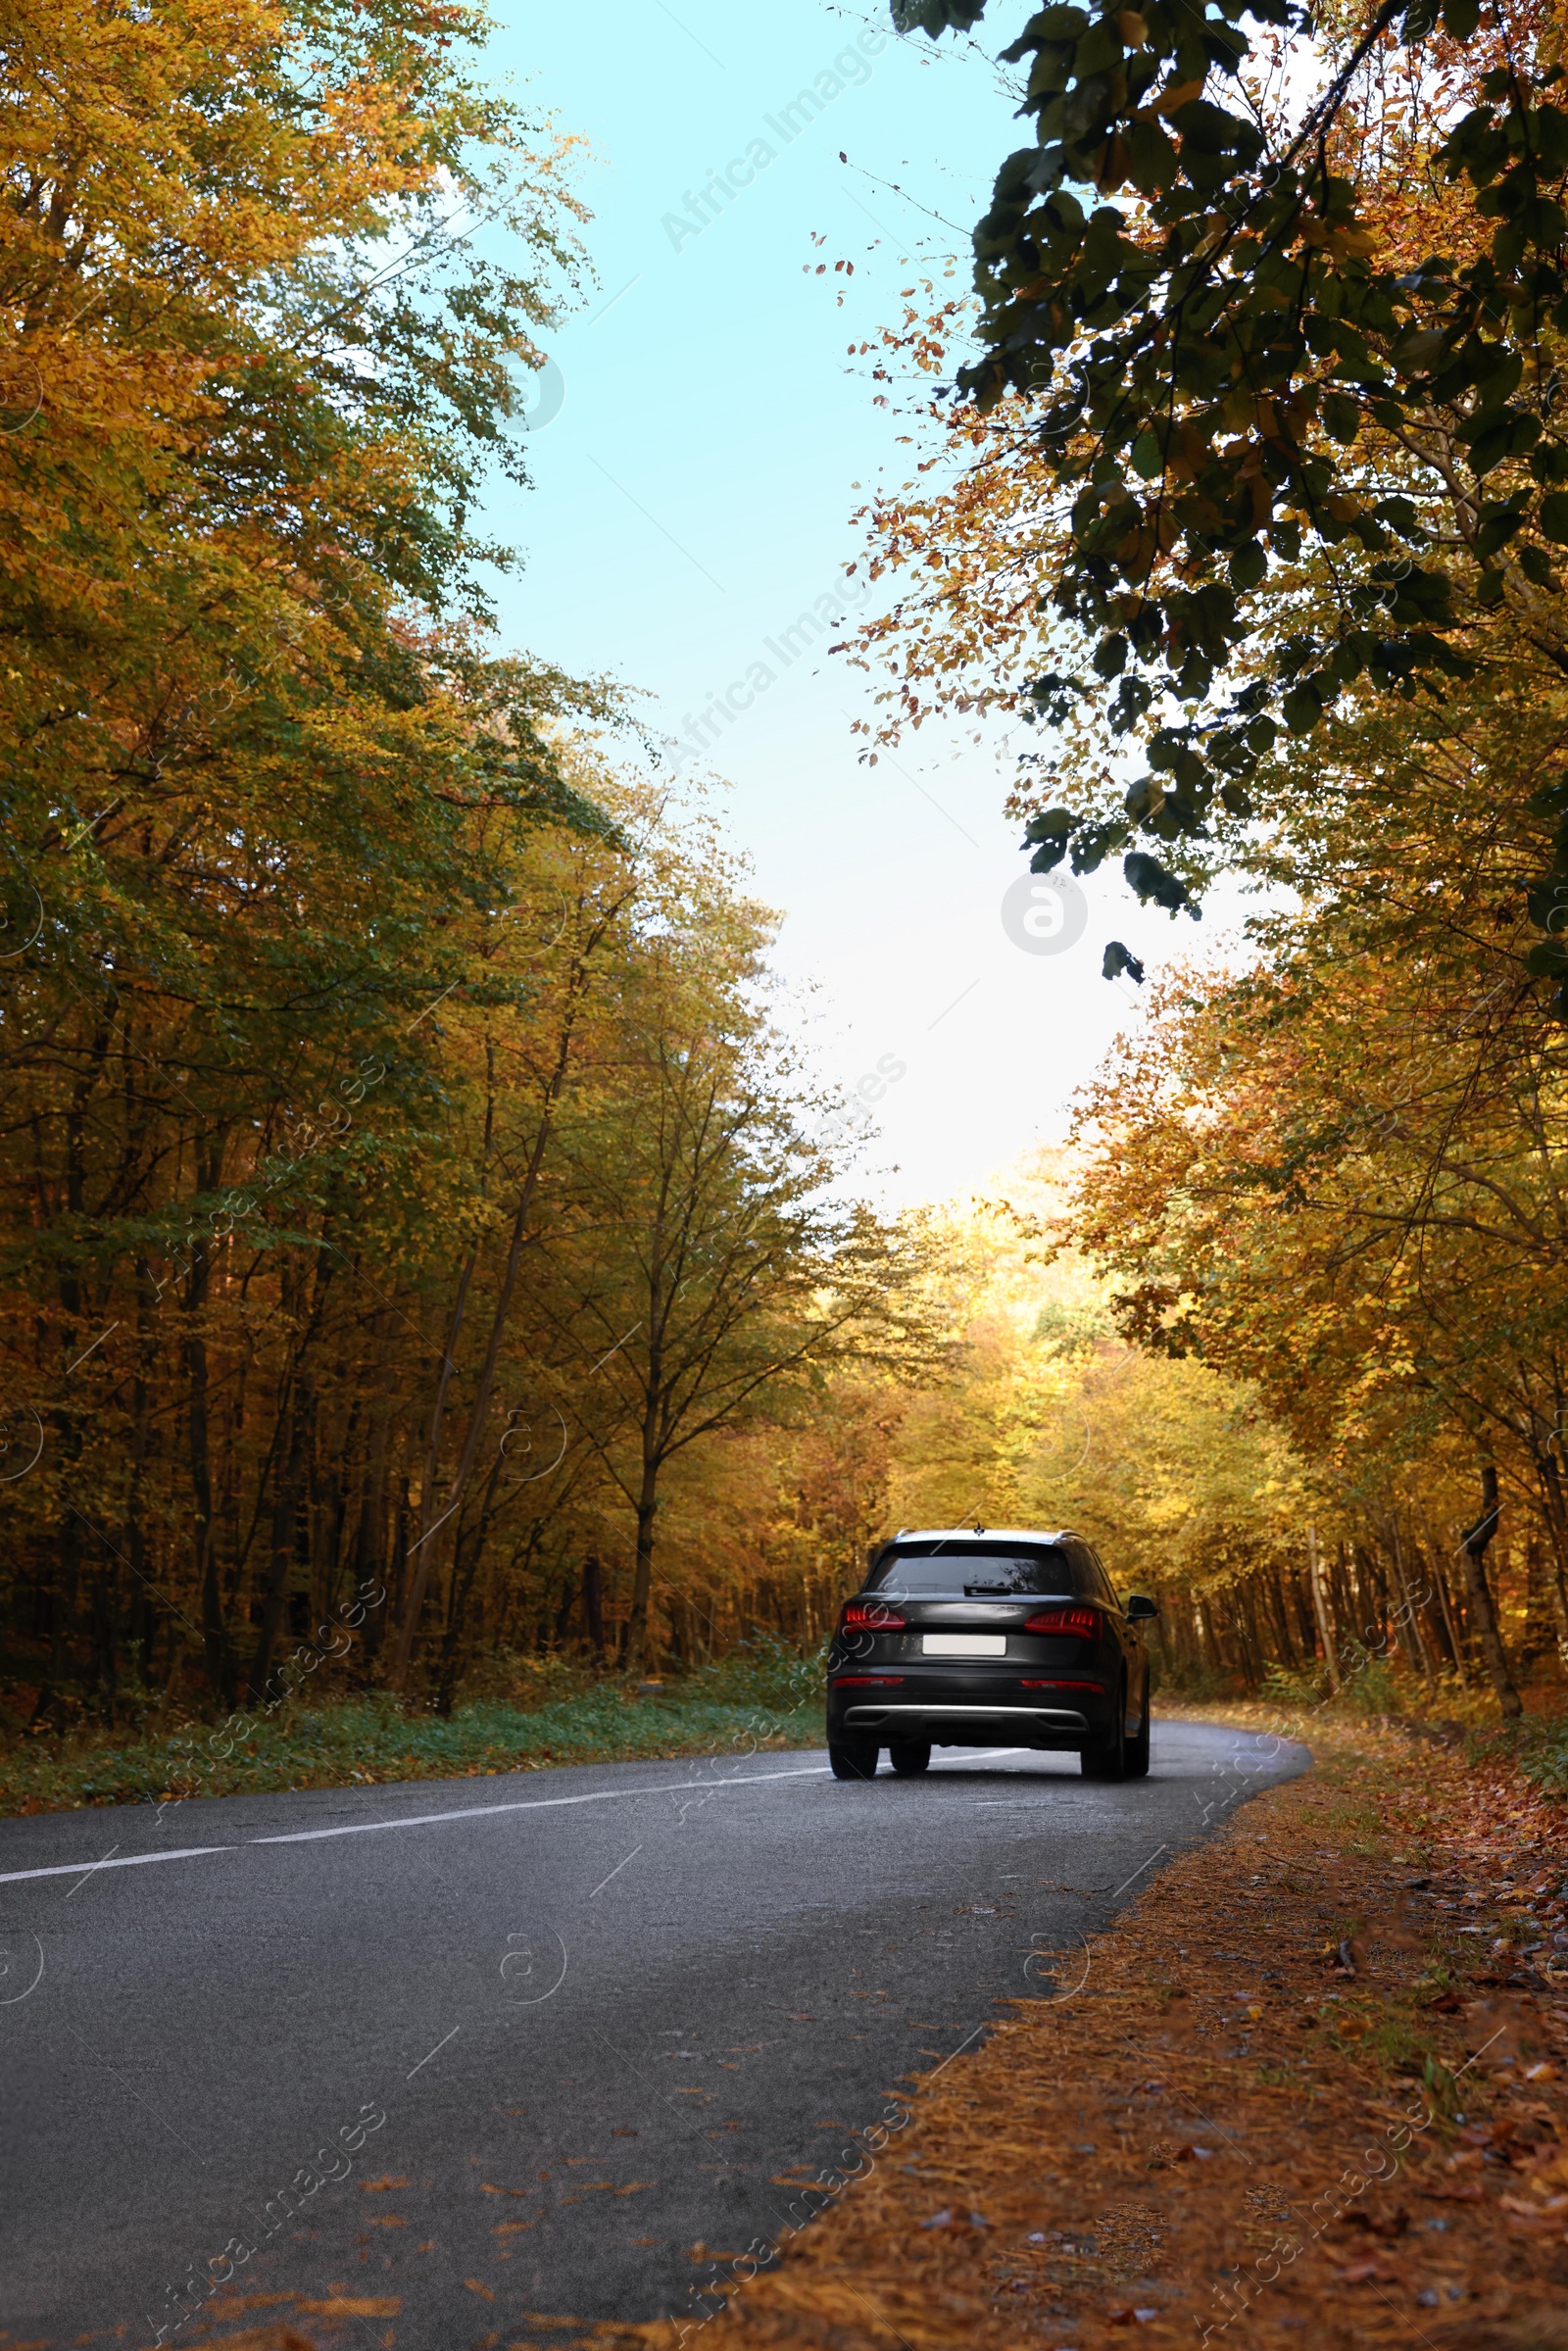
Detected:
left=964, top=1582, right=1015, bottom=1594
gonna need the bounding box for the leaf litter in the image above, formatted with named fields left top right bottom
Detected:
left=562, top=1717, right=1568, bottom=2351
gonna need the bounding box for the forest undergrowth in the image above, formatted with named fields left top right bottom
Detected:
left=0, top=1640, right=823, bottom=1818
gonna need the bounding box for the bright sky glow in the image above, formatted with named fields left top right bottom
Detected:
left=481, top=0, right=1247, bottom=1204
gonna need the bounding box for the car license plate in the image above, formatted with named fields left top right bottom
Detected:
left=922, top=1634, right=1006, bottom=1658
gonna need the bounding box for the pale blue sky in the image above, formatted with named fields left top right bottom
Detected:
left=478, top=0, right=1211, bottom=1202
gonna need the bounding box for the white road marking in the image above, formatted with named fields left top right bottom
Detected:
left=63, top=1842, right=121, bottom=1897
left=247, top=1762, right=833, bottom=1845
left=0, top=1765, right=834, bottom=1884
left=0, top=1747, right=1051, bottom=1888
left=0, top=1843, right=237, bottom=1886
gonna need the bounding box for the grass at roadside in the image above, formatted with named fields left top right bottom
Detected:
left=0, top=1653, right=823, bottom=1818
left=559, top=1714, right=1568, bottom=2351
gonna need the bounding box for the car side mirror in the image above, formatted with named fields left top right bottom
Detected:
left=1125, top=1593, right=1158, bottom=1622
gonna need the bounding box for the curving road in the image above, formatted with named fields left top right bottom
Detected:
left=0, top=1720, right=1305, bottom=2347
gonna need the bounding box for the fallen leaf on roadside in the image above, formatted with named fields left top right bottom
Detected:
left=297, top=2299, right=401, bottom=2318
left=185, top=2331, right=317, bottom=2351
left=1341, top=2205, right=1409, bottom=2238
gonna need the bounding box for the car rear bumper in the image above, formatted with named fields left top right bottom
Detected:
left=841, top=1700, right=1089, bottom=1749
left=827, top=1669, right=1116, bottom=1751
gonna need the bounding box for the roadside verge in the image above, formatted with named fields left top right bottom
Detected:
left=0, top=1692, right=819, bottom=1816
left=568, top=1719, right=1568, bottom=2351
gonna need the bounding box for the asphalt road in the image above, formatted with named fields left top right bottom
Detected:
left=0, top=1719, right=1305, bottom=2348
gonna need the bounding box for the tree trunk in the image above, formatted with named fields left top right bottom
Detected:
left=1521, top=1534, right=1554, bottom=1672
left=1389, top=1514, right=1434, bottom=1680
left=392, top=1191, right=537, bottom=1688
left=354, top=1306, right=396, bottom=1655
left=1405, top=1535, right=1455, bottom=1672
left=393, top=1247, right=478, bottom=1680
left=186, top=1243, right=232, bottom=1707
left=1332, top=1543, right=1356, bottom=1655
left=389, top=901, right=628, bottom=1689
left=1459, top=1465, right=1521, bottom=1719
left=389, top=1477, right=410, bottom=1642
left=250, top=1380, right=303, bottom=1706
left=1240, top=1581, right=1264, bottom=1688
left=1308, top=1524, right=1340, bottom=1690
left=583, top=1553, right=606, bottom=1663
left=1414, top=1497, right=1470, bottom=1686
left=1257, top=1570, right=1294, bottom=1667
left=625, top=1472, right=659, bottom=1677
left=433, top=1443, right=510, bottom=1714
left=1530, top=1452, right=1568, bottom=1671
left=90, top=1544, right=117, bottom=1723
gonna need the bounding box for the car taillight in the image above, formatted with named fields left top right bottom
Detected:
left=830, top=1675, right=906, bottom=1687
left=1024, top=1604, right=1101, bottom=1640
left=840, top=1600, right=906, bottom=1632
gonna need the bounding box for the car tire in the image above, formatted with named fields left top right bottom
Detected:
left=1124, top=1685, right=1151, bottom=1778
left=889, top=1740, right=931, bottom=1776
left=828, top=1736, right=880, bottom=1781
left=1080, top=1682, right=1129, bottom=1782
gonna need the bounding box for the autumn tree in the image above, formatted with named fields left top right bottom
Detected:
left=1061, top=741, right=1568, bottom=1714
left=0, top=0, right=616, bottom=1720
left=875, top=0, right=1568, bottom=987
left=514, top=849, right=953, bottom=1678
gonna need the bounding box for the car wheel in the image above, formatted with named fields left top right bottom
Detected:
left=889, top=1740, right=931, bottom=1776
left=1080, top=1681, right=1129, bottom=1782
left=1125, top=1684, right=1151, bottom=1779
left=828, top=1736, right=880, bottom=1781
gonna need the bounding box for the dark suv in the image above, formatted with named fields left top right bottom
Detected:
left=825, top=1526, right=1157, bottom=1782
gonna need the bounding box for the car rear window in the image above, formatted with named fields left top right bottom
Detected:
left=868, top=1543, right=1075, bottom=1596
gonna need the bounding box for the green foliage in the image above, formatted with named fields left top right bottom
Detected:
left=1262, top=1659, right=1333, bottom=1708
left=1150, top=1652, right=1236, bottom=1700
left=1341, top=1655, right=1403, bottom=1716
left=678, top=1630, right=828, bottom=1718
left=905, top=0, right=1568, bottom=967
left=0, top=1688, right=821, bottom=1818
left=0, top=5, right=939, bottom=1736
left=1031, top=1298, right=1113, bottom=1355
left=1509, top=1711, right=1568, bottom=1796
